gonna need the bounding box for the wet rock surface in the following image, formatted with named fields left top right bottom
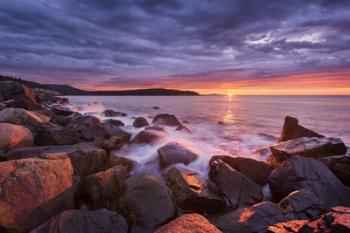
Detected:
left=157, top=142, right=198, bottom=168
left=30, top=209, right=128, bottom=233
left=0, top=157, right=74, bottom=232
left=319, top=155, right=350, bottom=186
left=165, top=167, right=226, bottom=213
left=119, top=173, right=176, bottom=227
left=155, top=214, right=222, bottom=233
left=131, top=129, right=167, bottom=145
left=133, top=117, right=149, bottom=128
left=278, top=116, right=324, bottom=142
left=269, top=155, right=350, bottom=205
left=270, top=136, right=347, bottom=163
left=34, top=122, right=81, bottom=146
left=103, top=109, right=127, bottom=117
left=210, top=155, right=272, bottom=186
left=152, top=113, right=182, bottom=127
left=209, top=159, right=263, bottom=208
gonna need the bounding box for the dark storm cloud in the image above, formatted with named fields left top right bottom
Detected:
left=0, top=0, right=349, bottom=88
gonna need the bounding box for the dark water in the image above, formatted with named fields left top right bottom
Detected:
left=68, top=95, right=350, bottom=175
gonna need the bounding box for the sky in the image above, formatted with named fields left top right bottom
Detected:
left=0, top=0, right=350, bottom=95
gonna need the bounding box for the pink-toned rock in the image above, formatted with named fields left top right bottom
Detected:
left=0, top=107, right=50, bottom=130
left=80, top=166, right=128, bottom=210
left=0, top=123, right=33, bottom=151
left=0, top=81, right=36, bottom=103
left=155, top=214, right=222, bottom=233
left=266, top=220, right=309, bottom=233
left=278, top=116, right=324, bottom=142
left=0, top=157, right=74, bottom=232
left=30, top=209, right=128, bottom=233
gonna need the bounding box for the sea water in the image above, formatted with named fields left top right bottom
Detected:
left=68, top=95, right=350, bottom=176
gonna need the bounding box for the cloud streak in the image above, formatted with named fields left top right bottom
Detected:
left=0, top=0, right=349, bottom=93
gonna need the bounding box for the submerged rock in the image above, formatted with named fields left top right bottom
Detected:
left=131, top=129, right=167, bottom=145
left=209, top=159, right=263, bottom=208
left=133, top=117, right=149, bottom=128
left=0, top=157, right=74, bottom=232
left=0, top=107, right=50, bottom=130
left=270, top=137, right=347, bottom=163
left=155, top=214, right=221, bottom=233
left=80, top=165, right=128, bottom=210
left=4, top=143, right=110, bottom=176
left=30, top=209, right=128, bottom=233
left=119, top=173, right=175, bottom=227
left=210, top=155, right=272, bottom=186
left=34, top=122, right=81, bottom=146
left=165, top=167, right=226, bottom=213
left=157, top=142, right=198, bottom=168
left=152, top=113, right=182, bottom=127
left=103, top=109, right=127, bottom=117
left=105, top=119, right=125, bottom=127
left=278, top=116, right=324, bottom=142
left=269, top=155, right=350, bottom=205
left=0, top=123, right=34, bottom=151
left=175, top=125, right=192, bottom=133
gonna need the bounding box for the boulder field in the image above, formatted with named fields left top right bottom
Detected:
left=0, top=81, right=349, bottom=233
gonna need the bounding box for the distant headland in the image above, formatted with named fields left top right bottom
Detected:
left=0, top=74, right=200, bottom=96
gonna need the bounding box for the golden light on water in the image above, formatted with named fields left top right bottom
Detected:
left=228, top=92, right=233, bottom=102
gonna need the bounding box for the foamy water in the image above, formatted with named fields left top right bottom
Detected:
left=68, top=95, right=350, bottom=176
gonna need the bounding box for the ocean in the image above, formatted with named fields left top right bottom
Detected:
left=68, top=95, right=350, bottom=176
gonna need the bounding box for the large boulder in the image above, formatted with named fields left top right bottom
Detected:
left=155, top=214, right=221, bottom=233
left=278, top=189, right=327, bottom=219
left=0, top=81, right=36, bottom=102
left=34, top=122, right=81, bottom=146
left=0, top=107, right=50, bottom=130
left=131, top=129, right=167, bottom=145
left=133, top=117, right=149, bottom=128
left=66, top=114, right=101, bottom=132
left=50, top=112, right=81, bottom=127
left=103, top=109, right=127, bottom=117
left=152, top=114, right=182, bottom=127
left=210, top=155, right=272, bottom=186
left=319, top=155, right=350, bottom=186
left=81, top=123, right=131, bottom=143
left=4, top=143, right=110, bottom=176
left=278, top=116, right=324, bottom=142
left=105, top=119, right=125, bottom=127
left=165, top=167, right=226, bottom=213
left=211, top=202, right=293, bottom=233
left=0, top=123, right=34, bottom=151
left=270, top=137, right=347, bottom=163
left=269, top=156, right=350, bottom=205
left=209, top=159, right=263, bottom=208
left=80, top=166, right=128, bottom=210
left=157, top=142, right=198, bottom=168
left=119, top=173, right=175, bottom=227
left=30, top=209, right=128, bottom=233
left=0, top=157, right=74, bottom=232
left=300, top=206, right=350, bottom=233
left=50, top=104, right=74, bottom=116
left=237, top=202, right=293, bottom=233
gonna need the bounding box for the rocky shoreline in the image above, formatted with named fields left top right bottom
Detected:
left=0, top=80, right=349, bottom=233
